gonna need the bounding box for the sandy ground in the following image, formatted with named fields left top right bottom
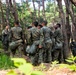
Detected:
left=0, top=56, right=76, bottom=75
left=0, top=67, right=76, bottom=75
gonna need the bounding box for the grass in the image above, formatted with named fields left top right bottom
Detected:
left=0, top=53, right=15, bottom=70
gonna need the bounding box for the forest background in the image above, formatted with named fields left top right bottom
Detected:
left=0, top=0, right=76, bottom=59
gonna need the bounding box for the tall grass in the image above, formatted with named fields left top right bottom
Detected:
left=0, top=53, right=15, bottom=70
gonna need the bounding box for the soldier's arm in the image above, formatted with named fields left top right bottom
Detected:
left=53, top=30, right=59, bottom=38
left=39, top=28, right=44, bottom=48
left=21, top=29, right=25, bottom=43
left=8, top=29, right=12, bottom=42
left=26, top=29, right=32, bottom=45
left=50, top=30, right=54, bottom=38
left=2, top=30, right=5, bottom=42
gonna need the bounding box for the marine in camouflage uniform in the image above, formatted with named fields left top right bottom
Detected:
left=52, top=23, right=63, bottom=63
left=39, top=21, right=53, bottom=63
left=2, top=25, right=10, bottom=52
left=9, top=21, right=24, bottom=57
left=28, top=21, right=43, bottom=65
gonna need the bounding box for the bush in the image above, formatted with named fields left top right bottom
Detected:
left=0, top=53, right=15, bottom=69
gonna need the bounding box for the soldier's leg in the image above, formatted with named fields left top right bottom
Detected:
left=47, top=47, right=52, bottom=63
left=35, top=52, right=39, bottom=65
left=3, top=43, right=8, bottom=51
left=46, top=43, right=52, bottom=63
left=52, top=50, right=60, bottom=61
left=30, top=54, right=38, bottom=66
left=58, top=49, right=64, bottom=63
left=11, top=49, right=16, bottom=57
left=38, top=48, right=44, bottom=64
left=18, top=43, right=24, bottom=57
left=43, top=48, right=47, bottom=63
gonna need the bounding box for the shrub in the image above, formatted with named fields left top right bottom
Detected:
left=0, top=53, right=15, bottom=69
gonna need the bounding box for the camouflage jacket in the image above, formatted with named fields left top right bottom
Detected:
left=9, top=26, right=24, bottom=42
left=29, top=26, right=44, bottom=46
left=54, top=28, right=63, bottom=42
left=40, top=26, right=53, bottom=43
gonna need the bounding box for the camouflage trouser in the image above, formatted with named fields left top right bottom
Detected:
left=52, top=49, right=63, bottom=63
left=43, top=42, right=52, bottom=63
left=10, top=43, right=24, bottom=57
left=30, top=53, right=38, bottom=66
left=38, top=48, right=44, bottom=64
left=3, top=43, right=9, bottom=51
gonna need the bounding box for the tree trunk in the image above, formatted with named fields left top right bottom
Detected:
left=0, top=0, right=5, bottom=29
left=42, top=0, right=46, bottom=20
left=53, top=0, right=56, bottom=21
left=6, top=0, right=10, bottom=25
left=69, top=1, right=76, bottom=41
left=32, top=0, right=36, bottom=20
left=26, top=0, right=33, bottom=22
left=64, top=0, right=71, bottom=46
left=9, top=0, right=18, bottom=21
left=0, top=0, right=5, bottom=35
left=13, top=0, right=18, bottom=21
left=57, top=0, right=70, bottom=59
left=70, top=0, right=76, bottom=6
left=37, top=1, right=40, bottom=22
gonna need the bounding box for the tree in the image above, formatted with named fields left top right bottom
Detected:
left=69, top=1, right=76, bottom=41
left=0, top=0, right=5, bottom=30
left=13, top=0, right=18, bottom=21
left=70, top=0, right=76, bottom=6
left=32, top=0, right=36, bottom=20
left=46, top=2, right=59, bottom=24
left=6, top=0, right=10, bottom=25
left=42, top=0, right=46, bottom=20
left=64, top=0, right=71, bottom=45
left=36, top=0, right=41, bottom=22
left=56, top=0, right=70, bottom=59
left=9, top=0, right=18, bottom=21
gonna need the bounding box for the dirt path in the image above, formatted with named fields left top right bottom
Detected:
left=0, top=66, right=76, bottom=75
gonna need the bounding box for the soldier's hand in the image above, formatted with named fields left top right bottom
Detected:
left=39, top=45, right=42, bottom=48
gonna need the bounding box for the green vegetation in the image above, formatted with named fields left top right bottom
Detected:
left=59, top=56, right=76, bottom=72
left=65, top=56, right=76, bottom=71
left=0, top=53, right=15, bottom=70
left=7, top=58, right=45, bottom=75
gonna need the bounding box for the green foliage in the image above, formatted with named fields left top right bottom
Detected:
left=50, top=61, right=59, bottom=70
left=68, top=64, right=76, bottom=71
left=66, top=56, right=76, bottom=64
left=59, top=56, right=76, bottom=72
left=11, top=58, right=26, bottom=67
left=65, top=56, right=76, bottom=71
left=6, top=70, right=17, bottom=75
left=19, top=63, right=33, bottom=75
left=59, top=64, right=69, bottom=68
left=40, top=63, right=46, bottom=70
left=51, top=60, right=59, bottom=67
left=10, top=58, right=45, bottom=75
left=52, top=61, right=59, bottom=65
left=46, top=2, right=59, bottom=23
left=31, top=71, right=45, bottom=75
left=0, top=53, right=14, bottom=69
left=17, top=2, right=33, bottom=26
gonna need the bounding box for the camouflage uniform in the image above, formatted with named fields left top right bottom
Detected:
left=9, top=26, right=24, bottom=57
left=40, top=26, right=53, bottom=63
left=52, top=28, right=63, bottom=62
left=28, top=26, right=43, bottom=65
left=2, top=28, right=10, bottom=51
